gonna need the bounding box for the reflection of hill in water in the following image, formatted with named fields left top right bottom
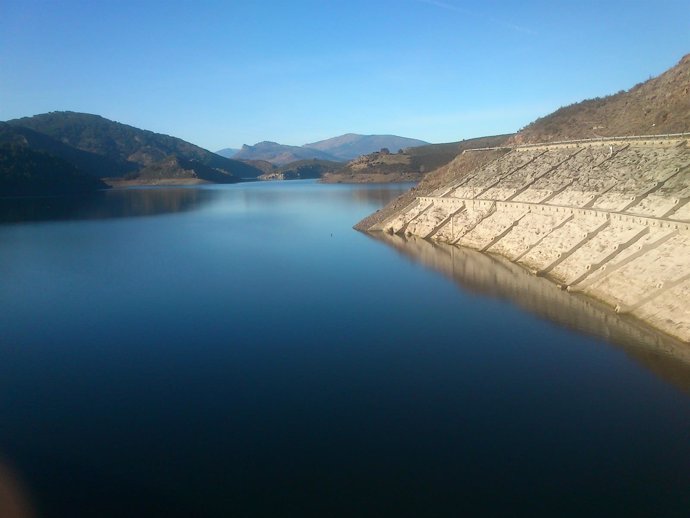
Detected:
left=348, top=183, right=415, bottom=205
left=0, top=188, right=217, bottom=223
left=372, top=232, right=690, bottom=394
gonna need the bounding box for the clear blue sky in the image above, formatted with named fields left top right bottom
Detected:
left=1, top=0, right=688, bottom=151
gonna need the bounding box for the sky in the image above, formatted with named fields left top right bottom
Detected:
left=1, top=0, right=688, bottom=151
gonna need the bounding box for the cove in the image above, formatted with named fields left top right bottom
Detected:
left=0, top=181, right=689, bottom=517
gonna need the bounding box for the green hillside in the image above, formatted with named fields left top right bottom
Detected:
left=0, top=122, right=136, bottom=178
left=0, top=144, right=107, bottom=196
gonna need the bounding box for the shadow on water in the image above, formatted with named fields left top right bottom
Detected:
left=0, top=187, right=219, bottom=224
left=370, top=232, right=690, bottom=395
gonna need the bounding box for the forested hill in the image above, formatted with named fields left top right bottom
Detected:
left=0, top=121, right=136, bottom=178
left=7, top=112, right=262, bottom=181
left=0, top=144, right=107, bottom=196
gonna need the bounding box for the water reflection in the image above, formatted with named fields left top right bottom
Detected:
left=347, top=183, right=415, bottom=205
left=0, top=188, right=218, bottom=223
left=371, top=232, right=690, bottom=394
left=0, top=182, right=415, bottom=224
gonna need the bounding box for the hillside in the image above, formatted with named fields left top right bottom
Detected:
left=7, top=112, right=262, bottom=181
left=125, top=156, right=241, bottom=184
left=233, top=141, right=339, bottom=165
left=0, top=144, right=107, bottom=196
left=216, top=147, right=239, bottom=158
left=303, top=133, right=428, bottom=160
left=239, top=159, right=275, bottom=175
left=259, top=159, right=342, bottom=180
left=325, top=134, right=512, bottom=184
left=512, top=53, right=690, bottom=144
left=0, top=122, right=136, bottom=178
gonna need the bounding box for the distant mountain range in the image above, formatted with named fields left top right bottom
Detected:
left=304, top=134, right=429, bottom=160
left=232, top=141, right=338, bottom=165
left=220, top=134, right=429, bottom=165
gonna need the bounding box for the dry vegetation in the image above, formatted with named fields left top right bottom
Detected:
left=512, top=54, right=690, bottom=144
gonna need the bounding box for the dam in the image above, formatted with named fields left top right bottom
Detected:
left=364, top=135, right=690, bottom=343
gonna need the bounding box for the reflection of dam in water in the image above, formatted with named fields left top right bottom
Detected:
left=372, top=231, right=690, bottom=394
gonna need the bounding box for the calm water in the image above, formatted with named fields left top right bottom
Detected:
left=0, top=181, right=689, bottom=517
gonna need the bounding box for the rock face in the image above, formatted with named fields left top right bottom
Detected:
left=362, top=136, right=690, bottom=343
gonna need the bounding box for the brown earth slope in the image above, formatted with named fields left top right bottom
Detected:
left=512, top=53, right=690, bottom=145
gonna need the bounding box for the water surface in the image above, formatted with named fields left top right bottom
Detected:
left=1, top=181, right=689, bottom=517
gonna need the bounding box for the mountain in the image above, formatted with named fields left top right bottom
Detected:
left=0, top=144, right=107, bottom=196
left=304, top=133, right=429, bottom=160
left=323, top=134, right=511, bottom=183
left=512, top=53, right=690, bottom=145
left=216, top=148, right=239, bottom=158
left=233, top=141, right=339, bottom=166
left=7, top=112, right=263, bottom=181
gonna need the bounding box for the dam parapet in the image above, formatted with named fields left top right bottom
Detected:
left=366, top=136, right=690, bottom=342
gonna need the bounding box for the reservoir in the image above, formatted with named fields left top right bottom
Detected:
left=1, top=181, right=689, bottom=517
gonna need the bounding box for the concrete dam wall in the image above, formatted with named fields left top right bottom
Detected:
left=366, top=137, right=690, bottom=343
